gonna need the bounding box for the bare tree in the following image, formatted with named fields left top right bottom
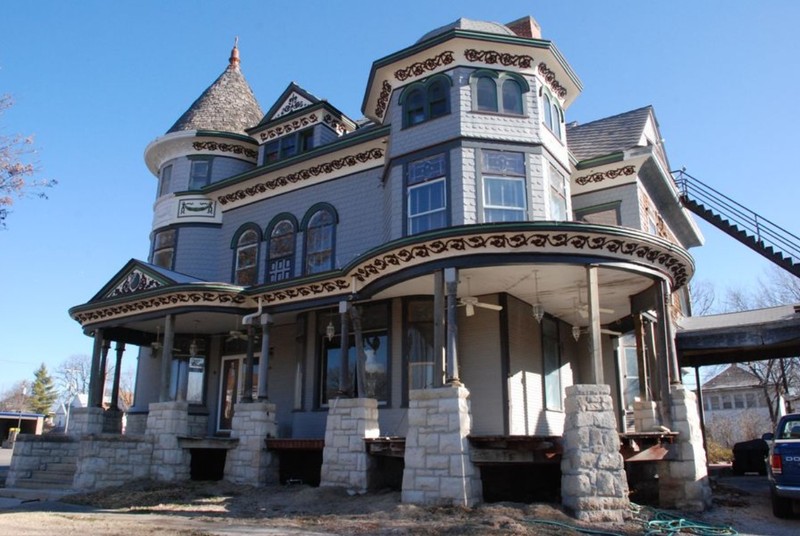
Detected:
left=56, top=354, right=91, bottom=405
left=0, top=94, right=56, bottom=228
left=0, top=380, right=31, bottom=412
left=689, top=279, right=717, bottom=315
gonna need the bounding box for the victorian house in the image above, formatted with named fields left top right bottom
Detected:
left=8, top=16, right=712, bottom=518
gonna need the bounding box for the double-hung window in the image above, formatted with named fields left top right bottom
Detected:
left=407, top=153, right=447, bottom=235
left=482, top=150, right=526, bottom=222
left=189, top=159, right=211, bottom=190
left=152, top=229, right=176, bottom=269
left=264, top=128, right=315, bottom=164
left=542, top=92, right=564, bottom=140
left=158, top=165, right=172, bottom=197
left=548, top=164, right=568, bottom=221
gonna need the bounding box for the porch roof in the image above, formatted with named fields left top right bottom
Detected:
left=676, top=304, right=800, bottom=367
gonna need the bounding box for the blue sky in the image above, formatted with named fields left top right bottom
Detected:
left=1, top=1, right=798, bottom=393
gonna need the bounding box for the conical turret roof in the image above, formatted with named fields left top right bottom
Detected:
left=167, top=41, right=263, bottom=135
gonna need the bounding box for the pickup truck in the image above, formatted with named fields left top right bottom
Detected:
left=763, top=412, right=800, bottom=518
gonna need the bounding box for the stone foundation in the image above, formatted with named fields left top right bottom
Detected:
left=401, top=386, right=482, bottom=506
left=224, top=401, right=278, bottom=485
left=103, top=408, right=124, bottom=434
left=321, top=398, right=379, bottom=492
left=146, top=401, right=191, bottom=481
left=561, top=384, right=630, bottom=522
left=69, top=407, right=104, bottom=436
left=657, top=384, right=712, bottom=511
left=125, top=412, right=148, bottom=435
left=74, top=435, right=153, bottom=489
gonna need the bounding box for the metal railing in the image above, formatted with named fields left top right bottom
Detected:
left=672, top=169, right=800, bottom=265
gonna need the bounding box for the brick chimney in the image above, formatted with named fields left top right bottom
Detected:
left=506, top=16, right=542, bottom=39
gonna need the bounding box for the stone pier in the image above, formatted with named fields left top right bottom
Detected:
left=69, top=407, right=105, bottom=436
left=146, top=401, right=191, bottom=481
left=657, top=384, right=712, bottom=511
left=633, top=399, right=661, bottom=432
left=321, top=397, right=379, bottom=492
left=561, top=384, right=630, bottom=522
left=224, top=401, right=278, bottom=485
left=401, top=386, right=482, bottom=506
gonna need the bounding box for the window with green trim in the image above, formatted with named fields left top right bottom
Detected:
left=189, top=159, right=211, bottom=190
left=234, top=228, right=259, bottom=286
left=401, top=75, right=451, bottom=128
left=542, top=91, right=564, bottom=140
left=305, top=208, right=335, bottom=274
left=481, top=150, right=526, bottom=222
left=407, top=153, right=447, bottom=235
left=158, top=165, right=172, bottom=197
left=268, top=219, right=295, bottom=282
left=472, top=71, right=527, bottom=115
left=263, top=127, right=315, bottom=164
left=152, top=229, right=176, bottom=269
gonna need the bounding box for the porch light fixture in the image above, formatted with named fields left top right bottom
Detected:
left=326, top=320, right=335, bottom=341
left=572, top=325, right=581, bottom=342
left=531, top=270, right=544, bottom=323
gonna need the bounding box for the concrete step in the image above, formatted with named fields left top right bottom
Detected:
left=12, top=478, right=72, bottom=489
left=42, top=462, right=77, bottom=472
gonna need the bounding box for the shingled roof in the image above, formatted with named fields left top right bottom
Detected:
left=416, top=17, right=515, bottom=44
left=567, top=106, right=653, bottom=162
left=702, top=364, right=762, bottom=390
left=167, top=43, right=263, bottom=135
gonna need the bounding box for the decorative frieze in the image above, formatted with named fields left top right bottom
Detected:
left=273, top=93, right=312, bottom=119
left=178, top=199, right=216, bottom=218
left=465, top=48, right=534, bottom=69
left=575, top=165, right=636, bottom=186
left=192, top=141, right=257, bottom=159
left=73, top=291, right=247, bottom=325
left=394, top=51, right=455, bottom=81
left=259, top=113, right=319, bottom=142
left=538, top=63, right=567, bottom=99
left=106, top=270, right=163, bottom=298
left=258, top=279, right=350, bottom=305
left=217, top=147, right=384, bottom=206
left=374, top=80, right=392, bottom=118
left=323, top=113, right=350, bottom=135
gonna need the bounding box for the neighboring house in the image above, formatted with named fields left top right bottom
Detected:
left=702, top=364, right=772, bottom=445
left=10, top=15, right=712, bottom=514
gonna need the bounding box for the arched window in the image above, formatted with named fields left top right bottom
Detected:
left=476, top=76, right=497, bottom=112
left=267, top=218, right=296, bottom=282
left=233, top=227, right=260, bottom=286
left=543, top=93, right=552, bottom=128
left=303, top=206, right=337, bottom=274
left=400, top=75, right=452, bottom=128
left=542, top=90, right=564, bottom=140
left=501, top=78, right=523, bottom=115
left=472, top=71, right=528, bottom=115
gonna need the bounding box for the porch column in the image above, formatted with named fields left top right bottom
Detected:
left=337, top=300, right=351, bottom=397
left=444, top=267, right=460, bottom=385
left=351, top=305, right=367, bottom=398
left=110, top=342, right=125, bottom=409
left=633, top=313, right=650, bottom=399
left=159, top=314, right=174, bottom=402
left=433, top=270, right=445, bottom=387
left=656, top=279, right=681, bottom=385
left=242, top=321, right=256, bottom=402
left=88, top=329, right=104, bottom=407
left=585, top=265, right=603, bottom=384
left=99, top=340, right=111, bottom=405
left=257, top=313, right=272, bottom=400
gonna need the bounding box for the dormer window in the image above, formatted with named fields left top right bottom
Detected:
left=263, top=127, right=315, bottom=164
left=471, top=71, right=529, bottom=115
left=400, top=74, right=451, bottom=128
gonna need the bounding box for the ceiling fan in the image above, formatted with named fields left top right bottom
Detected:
left=458, top=276, right=503, bottom=317
left=226, top=330, right=248, bottom=342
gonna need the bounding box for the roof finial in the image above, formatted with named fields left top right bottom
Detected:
left=229, top=36, right=240, bottom=69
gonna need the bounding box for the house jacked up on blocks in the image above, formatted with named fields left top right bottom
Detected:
left=9, top=15, right=716, bottom=520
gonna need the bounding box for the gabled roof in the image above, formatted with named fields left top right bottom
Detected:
left=567, top=106, right=654, bottom=162
left=88, top=259, right=208, bottom=303
left=167, top=44, right=263, bottom=135
left=702, top=364, right=762, bottom=390
left=256, top=82, right=322, bottom=127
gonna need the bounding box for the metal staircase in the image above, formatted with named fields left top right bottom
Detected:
left=672, top=169, right=800, bottom=278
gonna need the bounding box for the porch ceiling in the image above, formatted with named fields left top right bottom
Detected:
left=371, top=263, right=655, bottom=327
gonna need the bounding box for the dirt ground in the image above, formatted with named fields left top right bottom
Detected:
left=1, top=478, right=780, bottom=536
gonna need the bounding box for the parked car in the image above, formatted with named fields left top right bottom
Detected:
left=763, top=413, right=800, bottom=518
left=732, top=438, right=768, bottom=475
